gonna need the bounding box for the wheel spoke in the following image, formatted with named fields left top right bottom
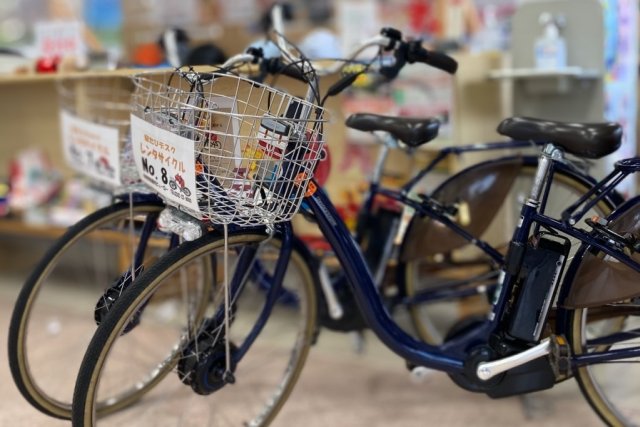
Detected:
left=73, top=233, right=316, bottom=426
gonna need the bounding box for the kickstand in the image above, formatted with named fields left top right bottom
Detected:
left=350, top=330, right=366, bottom=354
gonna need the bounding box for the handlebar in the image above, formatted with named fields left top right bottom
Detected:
left=209, top=6, right=458, bottom=105
left=406, top=42, right=458, bottom=74
left=271, top=4, right=456, bottom=78
left=261, top=57, right=308, bottom=82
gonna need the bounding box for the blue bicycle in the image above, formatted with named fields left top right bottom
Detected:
left=72, top=29, right=638, bottom=427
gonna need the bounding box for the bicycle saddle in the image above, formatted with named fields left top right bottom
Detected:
left=345, top=113, right=440, bottom=148
left=497, top=116, right=622, bottom=159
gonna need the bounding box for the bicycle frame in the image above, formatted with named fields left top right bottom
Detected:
left=355, top=140, right=545, bottom=245
left=294, top=151, right=640, bottom=373
left=176, top=26, right=637, bottom=376
left=353, top=147, right=622, bottom=307
left=307, top=184, right=465, bottom=372
left=112, top=193, right=181, bottom=270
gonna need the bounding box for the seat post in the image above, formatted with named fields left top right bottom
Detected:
left=528, top=143, right=564, bottom=208
left=370, top=133, right=395, bottom=186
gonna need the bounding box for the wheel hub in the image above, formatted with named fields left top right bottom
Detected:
left=178, top=318, right=238, bottom=395
left=94, top=266, right=144, bottom=333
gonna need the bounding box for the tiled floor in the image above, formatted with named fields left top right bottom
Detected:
left=0, top=233, right=605, bottom=426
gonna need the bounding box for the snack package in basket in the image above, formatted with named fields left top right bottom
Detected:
left=250, top=99, right=307, bottom=191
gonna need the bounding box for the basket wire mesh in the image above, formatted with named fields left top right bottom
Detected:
left=131, top=70, right=327, bottom=226
left=58, top=76, right=146, bottom=192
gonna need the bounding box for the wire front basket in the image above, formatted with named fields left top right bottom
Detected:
left=131, top=70, right=327, bottom=226
left=58, top=75, right=143, bottom=190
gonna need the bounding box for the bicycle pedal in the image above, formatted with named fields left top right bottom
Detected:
left=549, top=335, right=571, bottom=378
left=409, top=366, right=434, bottom=384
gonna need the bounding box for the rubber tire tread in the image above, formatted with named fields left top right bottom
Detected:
left=8, top=200, right=164, bottom=419
left=567, top=198, right=640, bottom=427
left=72, top=230, right=276, bottom=427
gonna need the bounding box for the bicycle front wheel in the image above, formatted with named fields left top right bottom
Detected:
left=402, top=159, right=615, bottom=344
left=8, top=200, right=200, bottom=419
left=72, top=231, right=317, bottom=427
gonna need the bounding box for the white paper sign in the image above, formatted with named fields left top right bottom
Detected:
left=34, top=21, right=85, bottom=59
left=219, top=0, right=258, bottom=24
left=60, top=111, right=121, bottom=186
left=337, top=1, right=381, bottom=59
left=203, top=96, right=240, bottom=165
left=130, top=114, right=198, bottom=212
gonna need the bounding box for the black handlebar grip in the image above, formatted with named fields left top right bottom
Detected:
left=279, top=64, right=307, bottom=82
left=264, top=58, right=308, bottom=82
left=409, top=45, right=458, bottom=75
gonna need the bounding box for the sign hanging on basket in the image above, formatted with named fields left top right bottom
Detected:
left=130, top=114, right=199, bottom=212
left=60, top=110, right=121, bottom=186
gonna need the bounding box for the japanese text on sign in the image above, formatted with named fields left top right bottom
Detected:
left=130, top=114, right=198, bottom=212
left=60, top=111, right=120, bottom=186
left=35, top=21, right=85, bottom=59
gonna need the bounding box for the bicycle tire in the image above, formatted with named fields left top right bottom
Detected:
left=567, top=198, right=640, bottom=427
left=401, top=159, right=616, bottom=345
left=8, top=200, right=212, bottom=419
left=72, top=230, right=317, bottom=427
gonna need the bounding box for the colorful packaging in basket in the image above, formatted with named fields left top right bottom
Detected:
left=250, top=99, right=306, bottom=188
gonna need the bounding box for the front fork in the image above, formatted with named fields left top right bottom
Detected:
left=94, top=207, right=165, bottom=327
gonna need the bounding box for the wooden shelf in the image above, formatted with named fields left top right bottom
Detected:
left=0, top=217, right=66, bottom=239
left=0, top=217, right=169, bottom=248
left=488, top=66, right=601, bottom=95
left=488, top=66, right=601, bottom=81
left=0, top=68, right=144, bottom=86
left=0, top=64, right=260, bottom=86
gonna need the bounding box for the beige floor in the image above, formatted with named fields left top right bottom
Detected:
left=0, top=231, right=605, bottom=427
left=0, top=275, right=606, bottom=427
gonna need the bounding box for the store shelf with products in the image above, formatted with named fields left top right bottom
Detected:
left=0, top=51, right=507, bottom=245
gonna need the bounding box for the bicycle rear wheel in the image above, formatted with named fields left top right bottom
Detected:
left=72, top=230, right=316, bottom=427
left=567, top=200, right=640, bottom=426
left=569, top=306, right=637, bottom=426
left=7, top=200, right=209, bottom=419
left=402, top=159, right=616, bottom=344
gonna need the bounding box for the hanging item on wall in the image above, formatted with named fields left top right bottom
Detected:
left=602, top=0, right=638, bottom=197
left=34, top=20, right=85, bottom=66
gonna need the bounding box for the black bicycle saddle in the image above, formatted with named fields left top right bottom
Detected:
left=345, top=113, right=440, bottom=148
left=497, top=116, right=622, bottom=159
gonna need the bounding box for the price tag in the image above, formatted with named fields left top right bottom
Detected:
left=34, top=21, right=85, bottom=59
left=130, top=114, right=198, bottom=212
left=60, top=111, right=121, bottom=186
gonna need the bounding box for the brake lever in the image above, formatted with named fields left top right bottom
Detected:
left=379, top=42, right=407, bottom=80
